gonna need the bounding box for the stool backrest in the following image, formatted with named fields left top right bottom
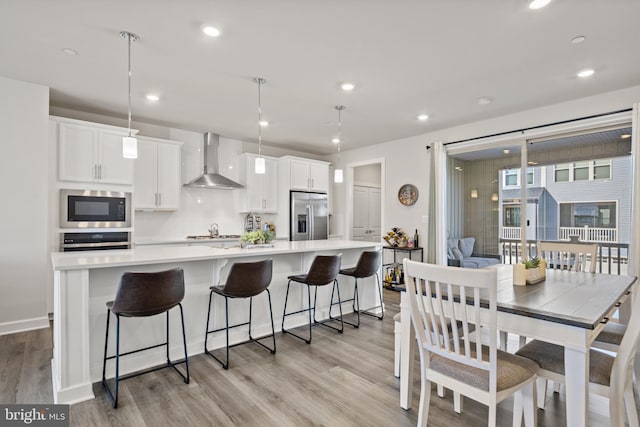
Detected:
left=111, top=268, right=185, bottom=316
left=351, top=250, right=382, bottom=278
left=222, top=259, right=273, bottom=298
left=305, top=254, right=342, bottom=286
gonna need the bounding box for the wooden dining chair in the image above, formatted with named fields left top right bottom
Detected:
left=403, top=259, right=538, bottom=427
left=515, top=290, right=640, bottom=427
left=536, top=241, right=598, bottom=273
left=504, top=241, right=600, bottom=351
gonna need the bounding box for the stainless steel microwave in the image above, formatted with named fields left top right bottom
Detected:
left=60, top=189, right=131, bottom=228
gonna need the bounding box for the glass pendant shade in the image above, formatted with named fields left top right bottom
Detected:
left=122, top=136, right=138, bottom=159
left=334, top=168, right=344, bottom=183
left=255, top=156, right=266, bottom=174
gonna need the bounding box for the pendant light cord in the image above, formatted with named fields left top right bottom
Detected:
left=337, top=107, right=342, bottom=153
left=256, top=77, right=264, bottom=157
left=127, top=33, right=133, bottom=137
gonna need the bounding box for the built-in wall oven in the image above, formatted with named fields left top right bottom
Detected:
left=59, top=189, right=132, bottom=251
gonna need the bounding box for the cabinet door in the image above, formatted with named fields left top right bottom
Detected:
left=134, top=140, right=158, bottom=209
left=263, top=157, right=278, bottom=212
left=309, top=163, right=329, bottom=192
left=58, top=123, right=97, bottom=182
left=156, top=143, right=181, bottom=210
left=290, top=160, right=310, bottom=190
left=244, top=155, right=265, bottom=211
left=99, top=131, right=134, bottom=185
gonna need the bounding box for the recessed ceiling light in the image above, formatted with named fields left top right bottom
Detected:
left=340, top=82, right=355, bottom=92
left=477, top=96, right=493, bottom=105
left=62, top=48, right=77, bottom=55
left=332, top=137, right=340, bottom=144
left=528, top=161, right=539, bottom=165
left=529, top=0, right=551, bottom=10
left=201, top=25, right=221, bottom=37
left=146, top=94, right=159, bottom=101
left=503, top=149, right=510, bottom=154
left=571, top=36, right=586, bottom=44
left=417, top=114, right=429, bottom=121
left=621, top=134, right=631, bottom=139
left=259, top=120, right=269, bottom=127
left=577, top=69, right=595, bottom=78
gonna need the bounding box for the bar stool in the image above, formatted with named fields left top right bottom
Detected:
left=101, top=268, right=189, bottom=408
left=282, top=254, right=343, bottom=344
left=204, top=259, right=275, bottom=369
left=337, top=250, right=383, bottom=328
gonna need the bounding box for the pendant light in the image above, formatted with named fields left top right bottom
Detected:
left=254, top=77, right=266, bottom=174
left=333, top=105, right=345, bottom=183
left=120, top=31, right=139, bottom=159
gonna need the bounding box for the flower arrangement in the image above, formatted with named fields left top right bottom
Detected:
left=241, top=230, right=274, bottom=245
left=514, top=257, right=547, bottom=286
left=384, top=227, right=409, bottom=247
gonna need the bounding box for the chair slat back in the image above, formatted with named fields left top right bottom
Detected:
left=403, top=260, right=498, bottom=393
left=537, top=241, right=597, bottom=273
left=609, top=288, right=640, bottom=426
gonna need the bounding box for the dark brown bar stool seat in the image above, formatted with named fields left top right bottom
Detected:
left=338, top=250, right=384, bottom=328
left=281, top=254, right=343, bottom=344
left=204, top=259, right=275, bottom=369
left=101, top=268, right=189, bottom=408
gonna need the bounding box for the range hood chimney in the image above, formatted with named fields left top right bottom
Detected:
left=183, top=132, right=244, bottom=189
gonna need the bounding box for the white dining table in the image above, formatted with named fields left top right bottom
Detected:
left=398, top=266, right=637, bottom=427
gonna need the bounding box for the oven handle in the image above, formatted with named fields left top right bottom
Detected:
left=61, top=241, right=131, bottom=249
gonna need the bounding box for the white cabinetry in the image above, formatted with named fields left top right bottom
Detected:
left=288, top=158, right=329, bottom=192
left=134, top=136, right=182, bottom=210
left=237, top=153, right=278, bottom=213
left=352, top=186, right=381, bottom=242
left=56, top=117, right=135, bottom=185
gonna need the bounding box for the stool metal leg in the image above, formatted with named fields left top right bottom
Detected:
left=282, top=280, right=314, bottom=344
left=204, top=290, right=214, bottom=353
left=178, top=303, right=190, bottom=382
left=321, top=280, right=344, bottom=333
left=359, top=272, right=384, bottom=321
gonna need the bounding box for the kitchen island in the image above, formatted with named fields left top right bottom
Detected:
left=50, top=240, right=380, bottom=404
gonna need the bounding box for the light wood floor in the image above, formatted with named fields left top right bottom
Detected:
left=0, top=290, right=612, bottom=426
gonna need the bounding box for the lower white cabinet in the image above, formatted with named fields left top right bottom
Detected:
left=238, top=153, right=278, bottom=213
left=134, top=136, right=182, bottom=210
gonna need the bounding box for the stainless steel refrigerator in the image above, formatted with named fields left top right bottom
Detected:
left=290, top=191, right=328, bottom=241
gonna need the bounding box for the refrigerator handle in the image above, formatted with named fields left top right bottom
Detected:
left=307, top=204, right=313, bottom=240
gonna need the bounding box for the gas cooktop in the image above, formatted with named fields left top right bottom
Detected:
left=186, top=235, right=242, bottom=240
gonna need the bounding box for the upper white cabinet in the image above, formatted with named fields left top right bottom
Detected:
left=284, top=157, right=330, bottom=192
left=134, top=136, right=183, bottom=210
left=238, top=153, right=278, bottom=213
left=56, top=117, right=134, bottom=185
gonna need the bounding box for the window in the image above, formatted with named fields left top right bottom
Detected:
left=559, top=202, right=617, bottom=228
left=503, top=168, right=534, bottom=187
left=504, top=205, right=520, bottom=227
left=554, top=160, right=612, bottom=182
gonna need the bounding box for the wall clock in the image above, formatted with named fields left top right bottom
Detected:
left=398, top=184, right=418, bottom=206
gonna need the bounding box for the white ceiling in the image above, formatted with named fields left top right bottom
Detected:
left=2, top=1, right=639, bottom=155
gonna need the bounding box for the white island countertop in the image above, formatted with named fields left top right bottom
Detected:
left=51, top=239, right=381, bottom=271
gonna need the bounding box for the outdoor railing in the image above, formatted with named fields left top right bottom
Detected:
left=559, top=227, right=617, bottom=243
left=498, top=239, right=628, bottom=275
left=500, top=227, right=618, bottom=243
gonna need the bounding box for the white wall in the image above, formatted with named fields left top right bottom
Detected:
left=0, top=76, right=50, bottom=334
left=329, top=84, right=640, bottom=250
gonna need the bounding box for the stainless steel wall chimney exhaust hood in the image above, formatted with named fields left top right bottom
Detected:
left=183, top=132, right=244, bottom=189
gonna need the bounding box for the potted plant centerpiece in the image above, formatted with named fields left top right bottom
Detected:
left=241, top=229, right=275, bottom=248
left=513, top=256, right=547, bottom=286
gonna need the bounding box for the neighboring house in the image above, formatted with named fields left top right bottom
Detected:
left=498, top=156, right=632, bottom=244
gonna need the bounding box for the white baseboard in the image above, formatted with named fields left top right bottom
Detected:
left=0, top=316, right=49, bottom=336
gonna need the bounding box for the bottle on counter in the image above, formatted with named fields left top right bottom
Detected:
left=414, top=229, right=419, bottom=248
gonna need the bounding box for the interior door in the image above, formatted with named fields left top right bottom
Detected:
left=368, top=188, right=382, bottom=242
left=352, top=186, right=368, bottom=241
